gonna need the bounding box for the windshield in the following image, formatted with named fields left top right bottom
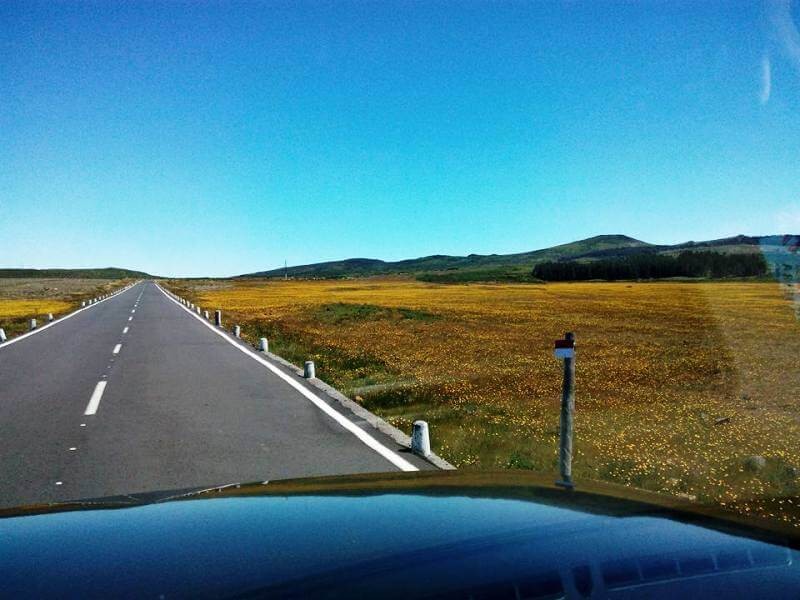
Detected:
left=1, top=0, right=799, bottom=535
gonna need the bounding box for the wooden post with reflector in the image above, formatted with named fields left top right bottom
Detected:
left=555, top=332, right=576, bottom=489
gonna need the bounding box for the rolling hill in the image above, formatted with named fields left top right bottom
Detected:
left=0, top=267, right=154, bottom=279
left=241, top=234, right=799, bottom=282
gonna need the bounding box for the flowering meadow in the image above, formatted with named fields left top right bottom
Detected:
left=170, top=278, right=800, bottom=524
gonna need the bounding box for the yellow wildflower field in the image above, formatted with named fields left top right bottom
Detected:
left=0, top=299, right=73, bottom=320
left=0, top=278, right=127, bottom=339
left=171, top=278, right=800, bottom=523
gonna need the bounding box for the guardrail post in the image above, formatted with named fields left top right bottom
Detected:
left=304, top=360, right=315, bottom=379
left=259, top=337, right=268, bottom=352
left=29, top=318, right=37, bottom=331
left=234, top=325, right=241, bottom=338
left=214, top=310, right=222, bottom=326
left=411, top=421, right=432, bottom=457
left=47, top=313, right=54, bottom=322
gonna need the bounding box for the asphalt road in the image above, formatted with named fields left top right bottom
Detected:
left=0, top=281, right=432, bottom=508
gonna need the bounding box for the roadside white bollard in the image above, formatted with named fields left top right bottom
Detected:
left=215, top=310, right=222, bottom=326
left=196, top=306, right=201, bottom=315
left=411, top=420, right=432, bottom=457
left=234, top=325, right=241, bottom=338
left=81, top=301, right=86, bottom=307
left=190, top=303, right=194, bottom=309
left=259, top=338, right=268, bottom=352
left=304, top=360, right=315, bottom=379
left=0, top=328, right=6, bottom=343
left=47, top=313, right=54, bottom=322
left=29, top=318, right=37, bottom=331
left=204, top=310, right=210, bottom=320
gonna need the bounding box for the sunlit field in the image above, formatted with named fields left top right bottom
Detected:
left=168, top=278, right=800, bottom=523
left=0, top=279, right=125, bottom=339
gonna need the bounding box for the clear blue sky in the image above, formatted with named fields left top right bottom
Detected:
left=2, top=1, right=799, bottom=277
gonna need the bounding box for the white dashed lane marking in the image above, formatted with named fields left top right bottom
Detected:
left=84, top=381, right=107, bottom=416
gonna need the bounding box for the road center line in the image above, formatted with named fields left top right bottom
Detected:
left=123, top=326, right=129, bottom=334
left=113, top=344, right=121, bottom=355
left=84, top=381, right=107, bottom=416
left=128, top=316, right=133, bottom=321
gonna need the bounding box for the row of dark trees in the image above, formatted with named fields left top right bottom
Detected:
left=532, top=251, right=768, bottom=281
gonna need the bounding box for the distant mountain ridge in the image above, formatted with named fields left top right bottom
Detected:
left=0, top=267, right=153, bottom=279
left=241, top=234, right=798, bottom=282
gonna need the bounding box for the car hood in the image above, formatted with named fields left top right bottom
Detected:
left=0, top=471, right=798, bottom=599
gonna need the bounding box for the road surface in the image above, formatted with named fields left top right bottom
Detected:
left=0, top=281, right=432, bottom=508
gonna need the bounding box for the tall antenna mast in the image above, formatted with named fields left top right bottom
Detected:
left=284, top=259, right=288, bottom=280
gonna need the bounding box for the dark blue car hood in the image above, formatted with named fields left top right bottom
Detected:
left=0, top=471, right=797, bottom=599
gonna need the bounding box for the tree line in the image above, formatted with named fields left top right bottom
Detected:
left=531, top=251, right=768, bottom=281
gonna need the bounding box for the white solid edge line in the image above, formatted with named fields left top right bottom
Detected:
left=0, top=281, right=142, bottom=351
left=84, top=381, right=108, bottom=416
left=154, top=283, right=419, bottom=473
left=113, top=343, right=121, bottom=355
